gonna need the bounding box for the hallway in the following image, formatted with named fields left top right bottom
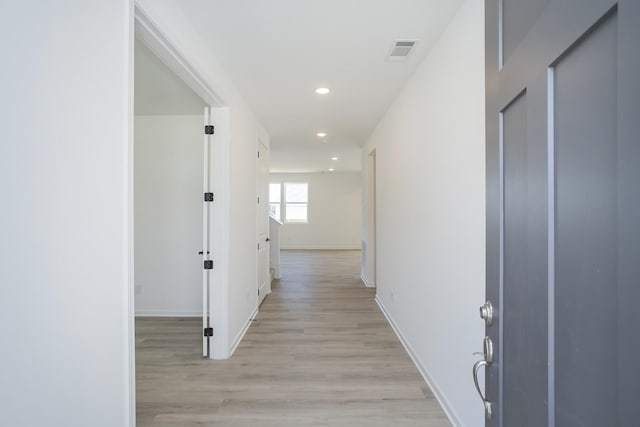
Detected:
left=136, top=250, right=450, bottom=426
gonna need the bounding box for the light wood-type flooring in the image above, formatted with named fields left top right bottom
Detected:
left=136, top=250, right=450, bottom=426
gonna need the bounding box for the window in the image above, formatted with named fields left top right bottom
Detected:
left=269, top=183, right=281, bottom=221
left=284, top=182, right=308, bottom=223
left=269, top=182, right=309, bottom=223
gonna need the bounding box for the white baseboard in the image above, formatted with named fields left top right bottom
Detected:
left=280, top=245, right=361, bottom=250
left=229, top=306, right=259, bottom=357
left=375, top=296, right=462, bottom=427
left=360, top=273, right=375, bottom=288
left=135, top=310, right=200, bottom=317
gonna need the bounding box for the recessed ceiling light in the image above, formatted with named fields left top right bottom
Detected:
left=315, top=87, right=330, bottom=95
left=317, top=132, right=327, bottom=137
left=331, top=156, right=339, bottom=161
left=329, top=168, right=335, bottom=172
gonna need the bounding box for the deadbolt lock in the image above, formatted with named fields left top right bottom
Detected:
left=479, top=301, right=494, bottom=326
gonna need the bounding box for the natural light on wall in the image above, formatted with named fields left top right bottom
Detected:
left=269, top=182, right=309, bottom=223
left=285, top=182, right=308, bottom=223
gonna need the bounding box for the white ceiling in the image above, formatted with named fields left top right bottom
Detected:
left=141, top=0, right=464, bottom=172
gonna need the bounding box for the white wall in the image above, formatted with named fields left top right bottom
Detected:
left=0, top=2, right=133, bottom=426
left=136, top=0, right=270, bottom=359
left=270, top=173, right=362, bottom=250
left=134, top=115, right=203, bottom=316
left=361, top=1, right=485, bottom=426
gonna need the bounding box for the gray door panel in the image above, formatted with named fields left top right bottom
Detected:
left=503, top=91, right=548, bottom=427
left=618, top=5, right=640, bottom=425
left=553, top=12, right=618, bottom=426
left=485, top=1, right=639, bottom=425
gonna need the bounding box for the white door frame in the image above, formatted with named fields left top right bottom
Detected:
left=202, top=107, right=213, bottom=357
left=256, top=139, right=270, bottom=305
left=130, top=4, right=232, bottom=424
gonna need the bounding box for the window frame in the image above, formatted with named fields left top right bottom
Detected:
left=269, top=181, right=309, bottom=224
left=283, top=182, right=309, bottom=224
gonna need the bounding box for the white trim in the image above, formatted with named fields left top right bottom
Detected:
left=202, top=107, right=211, bottom=357
left=280, top=245, right=362, bottom=250
left=229, top=307, right=259, bottom=357
left=125, top=1, right=136, bottom=426
left=375, top=296, right=462, bottom=427
left=134, top=4, right=223, bottom=107
left=135, top=310, right=202, bottom=317
left=360, top=273, right=375, bottom=288
left=210, top=107, right=231, bottom=360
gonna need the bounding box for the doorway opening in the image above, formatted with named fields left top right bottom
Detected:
left=133, top=34, right=210, bottom=334
left=133, top=1, right=231, bottom=352
left=131, top=5, right=232, bottom=423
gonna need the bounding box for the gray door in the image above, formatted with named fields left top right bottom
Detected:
left=482, top=0, right=640, bottom=425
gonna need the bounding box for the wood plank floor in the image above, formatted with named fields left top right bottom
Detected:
left=136, top=250, right=450, bottom=426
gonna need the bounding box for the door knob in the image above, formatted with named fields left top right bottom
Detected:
left=473, top=336, right=494, bottom=421
left=473, top=360, right=493, bottom=420
left=479, top=301, right=494, bottom=326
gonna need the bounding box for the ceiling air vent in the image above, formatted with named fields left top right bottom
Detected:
left=387, top=40, right=418, bottom=62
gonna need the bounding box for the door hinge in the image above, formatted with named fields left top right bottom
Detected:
left=204, top=260, right=214, bottom=270
left=257, top=196, right=260, bottom=204
left=204, top=192, right=214, bottom=202
left=257, top=151, right=260, bottom=158
left=257, top=243, right=260, bottom=250
left=205, top=125, right=215, bottom=135
left=203, top=327, right=214, bottom=337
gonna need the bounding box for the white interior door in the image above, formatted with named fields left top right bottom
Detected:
left=257, top=140, right=270, bottom=305
left=202, top=106, right=213, bottom=357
